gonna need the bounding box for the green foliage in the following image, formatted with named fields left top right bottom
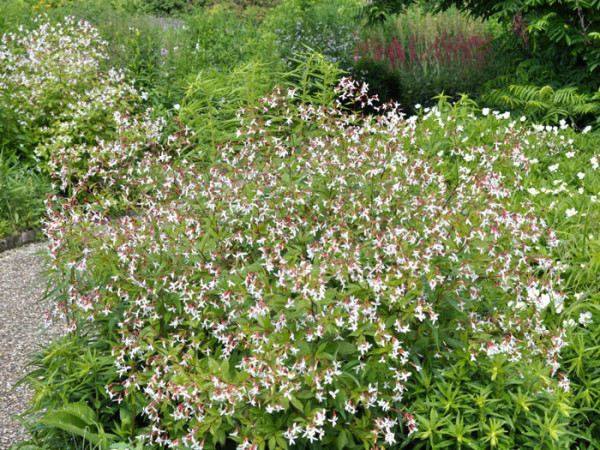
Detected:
left=262, top=0, right=362, bottom=70
left=363, top=0, right=600, bottom=128
left=352, top=5, right=495, bottom=110
left=0, top=157, right=53, bottom=239
left=482, top=84, right=600, bottom=127
left=4, top=1, right=600, bottom=448
left=0, top=0, right=33, bottom=34
left=0, top=16, right=139, bottom=170
left=180, top=51, right=343, bottom=160
left=407, top=360, right=573, bottom=448
left=16, top=334, right=130, bottom=449
left=180, top=62, right=279, bottom=156
left=141, top=0, right=200, bottom=15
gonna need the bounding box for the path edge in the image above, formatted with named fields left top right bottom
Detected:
left=0, top=230, right=44, bottom=254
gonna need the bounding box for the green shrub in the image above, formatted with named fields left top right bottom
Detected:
left=0, top=0, right=33, bottom=34
left=0, top=15, right=140, bottom=172
left=262, top=0, right=362, bottom=70
left=179, top=51, right=343, bottom=158
left=481, top=83, right=600, bottom=128
left=28, top=71, right=582, bottom=447
left=142, top=0, right=200, bottom=15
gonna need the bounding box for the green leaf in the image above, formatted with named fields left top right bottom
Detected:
left=40, top=403, right=111, bottom=446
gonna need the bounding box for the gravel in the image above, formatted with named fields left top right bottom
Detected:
left=0, top=242, right=64, bottom=449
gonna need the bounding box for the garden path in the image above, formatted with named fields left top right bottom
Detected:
left=0, top=243, right=63, bottom=449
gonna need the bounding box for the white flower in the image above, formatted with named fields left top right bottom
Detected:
left=583, top=125, right=592, bottom=134
left=538, top=293, right=551, bottom=310
left=577, top=172, right=585, bottom=179
left=415, top=103, right=421, bottom=109
left=481, top=108, right=490, bottom=116
left=549, top=164, right=559, bottom=172
left=520, top=116, right=527, bottom=122
left=566, top=208, right=577, bottom=218
left=565, top=151, right=575, bottom=159
left=579, top=311, right=593, bottom=325
left=527, top=187, right=539, bottom=196
left=173, top=104, right=180, bottom=110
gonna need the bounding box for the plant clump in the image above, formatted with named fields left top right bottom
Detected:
left=0, top=15, right=139, bottom=168
left=43, top=73, right=571, bottom=448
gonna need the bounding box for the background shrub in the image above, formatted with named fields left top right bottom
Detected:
left=0, top=15, right=139, bottom=170
left=262, top=0, right=362, bottom=70
left=352, top=5, right=495, bottom=111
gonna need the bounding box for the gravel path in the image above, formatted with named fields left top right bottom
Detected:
left=0, top=242, right=64, bottom=449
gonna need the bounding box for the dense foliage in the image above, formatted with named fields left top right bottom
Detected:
left=353, top=5, right=494, bottom=110
left=0, top=15, right=139, bottom=169
left=364, top=0, right=600, bottom=127
left=1, top=1, right=600, bottom=449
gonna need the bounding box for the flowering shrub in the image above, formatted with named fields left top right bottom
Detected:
left=352, top=6, right=493, bottom=110
left=0, top=15, right=139, bottom=167
left=38, top=75, right=578, bottom=448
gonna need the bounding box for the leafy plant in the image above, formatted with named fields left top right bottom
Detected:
left=0, top=15, right=140, bottom=172
left=352, top=5, right=494, bottom=110
left=0, top=156, right=53, bottom=239
left=36, top=72, right=576, bottom=447
left=262, top=0, right=361, bottom=70
left=481, top=83, right=600, bottom=127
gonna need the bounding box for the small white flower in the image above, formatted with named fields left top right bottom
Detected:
left=481, top=108, right=490, bottom=116
left=173, top=104, right=181, bottom=110
left=577, top=172, right=585, bottom=180
left=579, top=311, right=593, bottom=325
left=566, top=208, right=577, bottom=218
left=583, top=125, right=592, bottom=134
left=520, top=116, right=527, bottom=122
left=538, top=293, right=551, bottom=310
left=415, top=103, right=421, bottom=109
left=565, top=151, right=575, bottom=158
left=548, top=164, right=559, bottom=172
left=527, top=187, right=539, bottom=196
